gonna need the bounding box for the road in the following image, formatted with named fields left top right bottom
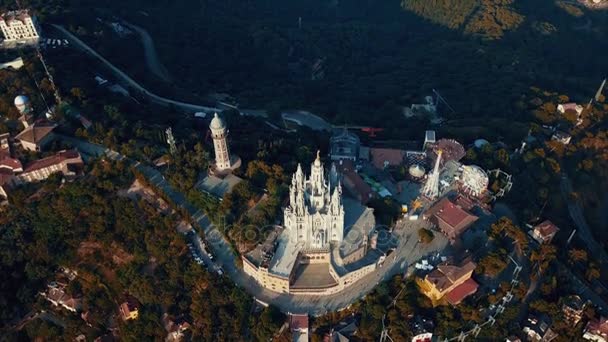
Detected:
left=122, top=21, right=172, bottom=83
left=560, top=173, right=608, bottom=267
left=61, top=136, right=449, bottom=314
left=52, top=25, right=220, bottom=114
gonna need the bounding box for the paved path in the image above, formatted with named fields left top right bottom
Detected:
left=122, top=21, right=172, bottom=82
left=61, top=136, right=449, bottom=314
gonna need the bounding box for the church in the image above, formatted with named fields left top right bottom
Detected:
left=242, top=151, right=381, bottom=295
left=284, top=151, right=344, bottom=249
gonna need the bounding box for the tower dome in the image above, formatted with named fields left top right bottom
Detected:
left=209, top=112, right=226, bottom=130
left=14, top=95, right=30, bottom=113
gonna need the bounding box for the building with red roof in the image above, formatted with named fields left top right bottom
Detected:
left=419, top=260, right=477, bottom=306
left=289, top=313, right=309, bottom=342
left=15, top=122, right=56, bottom=152
left=18, top=149, right=83, bottom=182
left=369, top=148, right=406, bottom=170
left=531, top=220, right=560, bottom=244
left=424, top=197, right=478, bottom=241
left=445, top=278, right=479, bottom=305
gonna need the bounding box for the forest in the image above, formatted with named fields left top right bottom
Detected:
left=16, top=0, right=603, bottom=133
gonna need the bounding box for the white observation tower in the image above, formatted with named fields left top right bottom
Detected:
left=210, top=112, right=231, bottom=171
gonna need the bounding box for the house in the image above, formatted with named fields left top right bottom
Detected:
left=290, top=313, right=309, bottom=342
left=163, top=314, right=191, bottom=342
left=562, top=295, right=587, bottom=326
left=583, top=316, right=608, bottom=342
left=419, top=260, right=478, bottom=305
left=551, top=131, right=571, bottom=145
left=424, top=197, right=479, bottom=241
left=18, top=150, right=83, bottom=182
left=40, top=281, right=82, bottom=313
left=15, top=122, right=56, bottom=151
left=328, top=318, right=358, bottom=342
left=336, top=160, right=373, bottom=204
left=119, top=297, right=139, bottom=321
left=531, top=220, right=559, bottom=244
left=557, top=103, right=583, bottom=116
left=369, top=148, right=406, bottom=169
left=522, top=314, right=558, bottom=341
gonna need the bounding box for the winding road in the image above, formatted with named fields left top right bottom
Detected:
left=52, top=25, right=220, bottom=114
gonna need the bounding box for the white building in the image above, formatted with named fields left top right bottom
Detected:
left=0, top=10, right=40, bottom=43
left=284, top=152, right=344, bottom=249
left=209, top=113, right=232, bottom=171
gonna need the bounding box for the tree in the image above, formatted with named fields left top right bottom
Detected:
left=568, top=249, right=588, bottom=264
left=418, top=228, right=434, bottom=244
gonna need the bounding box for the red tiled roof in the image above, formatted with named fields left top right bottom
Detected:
left=0, top=157, right=22, bottom=170
left=534, top=220, right=559, bottom=237
left=343, top=170, right=372, bottom=203
left=433, top=198, right=478, bottom=229
left=290, top=313, right=309, bottom=331
left=370, top=148, right=406, bottom=169
left=446, top=278, right=478, bottom=305
left=15, top=123, right=56, bottom=144
left=23, top=150, right=81, bottom=173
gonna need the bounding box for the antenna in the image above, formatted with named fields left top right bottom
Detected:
left=298, top=17, right=302, bottom=29
left=432, top=89, right=456, bottom=115
left=36, top=47, right=62, bottom=105
left=166, top=127, right=177, bottom=155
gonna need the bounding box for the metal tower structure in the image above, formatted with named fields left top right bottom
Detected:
left=36, top=47, right=62, bottom=105
left=432, top=89, right=456, bottom=115
left=166, top=127, right=177, bottom=155
left=422, top=150, right=442, bottom=200
left=587, top=78, right=606, bottom=110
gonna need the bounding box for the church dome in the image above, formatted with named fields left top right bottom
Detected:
left=209, top=112, right=226, bottom=130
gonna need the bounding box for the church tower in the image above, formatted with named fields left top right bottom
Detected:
left=209, top=113, right=231, bottom=171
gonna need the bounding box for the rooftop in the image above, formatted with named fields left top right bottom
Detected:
left=426, top=260, right=476, bottom=292
left=427, top=197, right=479, bottom=235
left=534, top=220, right=560, bottom=237
left=15, top=122, right=56, bottom=145
left=446, top=277, right=478, bottom=305
left=289, top=313, right=309, bottom=332
left=269, top=233, right=302, bottom=277
left=369, top=148, right=406, bottom=169
left=196, top=173, right=243, bottom=199
left=290, top=263, right=338, bottom=289
left=23, top=150, right=81, bottom=173
left=0, top=9, right=32, bottom=23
